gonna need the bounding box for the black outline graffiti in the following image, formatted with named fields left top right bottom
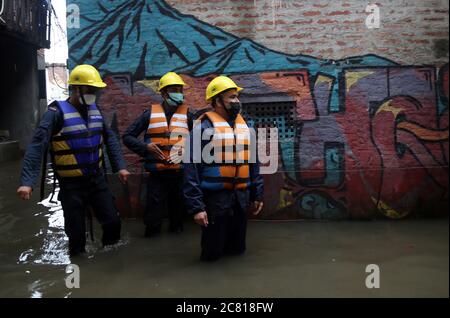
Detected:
left=370, top=94, right=448, bottom=215
left=294, top=139, right=346, bottom=189
left=293, top=189, right=349, bottom=219
left=339, top=65, right=437, bottom=115
left=438, top=64, right=449, bottom=108
left=312, top=72, right=336, bottom=116
left=107, top=72, right=134, bottom=96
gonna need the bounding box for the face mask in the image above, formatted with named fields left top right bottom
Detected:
left=79, top=93, right=96, bottom=105
left=166, top=92, right=184, bottom=107
left=225, top=101, right=242, bottom=120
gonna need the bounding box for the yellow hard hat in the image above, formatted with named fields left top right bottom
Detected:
left=68, top=64, right=107, bottom=88
left=158, top=72, right=186, bottom=91
left=205, top=76, right=243, bottom=102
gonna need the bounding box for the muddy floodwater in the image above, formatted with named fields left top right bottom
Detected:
left=0, top=160, right=448, bottom=298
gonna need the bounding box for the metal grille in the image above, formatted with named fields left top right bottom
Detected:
left=242, top=102, right=297, bottom=140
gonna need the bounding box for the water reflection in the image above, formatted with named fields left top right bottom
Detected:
left=18, top=168, right=70, bottom=265
left=17, top=168, right=129, bottom=267
left=27, top=279, right=58, bottom=298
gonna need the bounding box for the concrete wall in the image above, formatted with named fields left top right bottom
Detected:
left=46, top=64, right=69, bottom=103
left=67, top=0, right=449, bottom=219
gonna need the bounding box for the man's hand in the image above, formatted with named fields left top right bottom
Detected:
left=252, top=201, right=264, bottom=216
left=168, top=146, right=184, bottom=164
left=118, top=169, right=131, bottom=184
left=146, top=142, right=166, bottom=161
left=17, top=186, right=33, bottom=200
left=194, top=211, right=209, bottom=227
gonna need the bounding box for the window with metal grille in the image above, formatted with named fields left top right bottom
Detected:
left=241, top=101, right=299, bottom=173
left=241, top=102, right=297, bottom=141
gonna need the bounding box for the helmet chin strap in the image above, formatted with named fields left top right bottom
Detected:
left=80, top=92, right=88, bottom=105
left=78, top=89, right=91, bottom=106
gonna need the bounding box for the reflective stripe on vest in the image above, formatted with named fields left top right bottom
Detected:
left=144, top=104, right=189, bottom=171
left=51, top=101, right=104, bottom=178
left=200, top=112, right=251, bottom=191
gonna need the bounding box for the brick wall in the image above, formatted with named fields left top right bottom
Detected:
left=166, top=0, right=449, bottom=66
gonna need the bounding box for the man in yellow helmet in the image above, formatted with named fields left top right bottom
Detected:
left=17, top=64, right=131, bottom=257
left=183, top=76, right=264, bottom=262
left=123, top=72, right=188, bottom=237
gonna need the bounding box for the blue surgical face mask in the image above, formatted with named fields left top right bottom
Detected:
left=166, top=92, right=184, bottom=107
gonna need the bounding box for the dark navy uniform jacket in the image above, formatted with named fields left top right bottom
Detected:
left=20, top=100, right=126, bottom=188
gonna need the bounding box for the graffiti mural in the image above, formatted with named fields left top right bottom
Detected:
left=68, top=0, right=449, bottom=219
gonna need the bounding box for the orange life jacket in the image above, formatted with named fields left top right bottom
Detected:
left=199, top=111, right=251, bottom=191
left=144, top=104, right=189, bottom=171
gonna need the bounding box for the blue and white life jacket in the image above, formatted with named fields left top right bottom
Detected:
left=50, top=100, right=104, bottom=178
